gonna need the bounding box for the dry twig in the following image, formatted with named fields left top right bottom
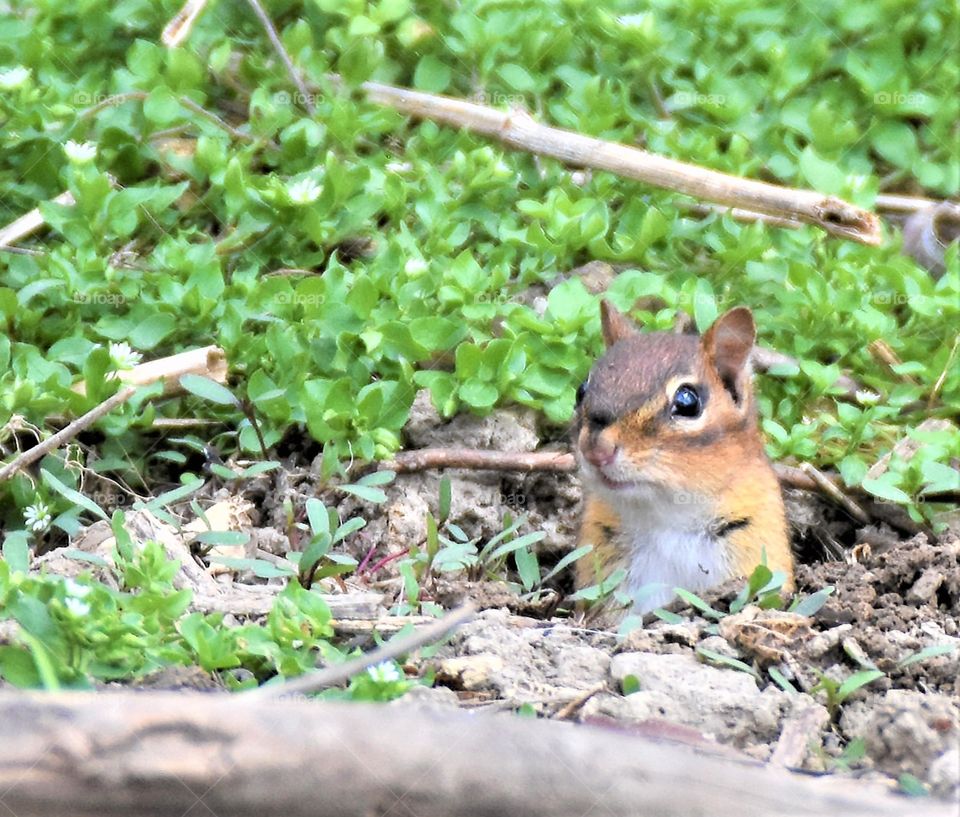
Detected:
left=248, top=604, right=475, bottom=699
left=359, top=82, right=881, bottom=245
left=0, top=386, right=138, bottom=483
left=243, top=0, right=315, bottom=114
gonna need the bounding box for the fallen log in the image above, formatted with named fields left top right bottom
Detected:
left=0, top=691, right=947, bottom=817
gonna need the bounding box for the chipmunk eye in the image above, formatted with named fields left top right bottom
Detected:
left=671, top=384, right=702, bottom=418
left=575, top=380, right=588, bottom=405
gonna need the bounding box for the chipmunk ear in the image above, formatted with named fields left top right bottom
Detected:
left=701, top=307, right=755, bottom=406
left=600, top=300, right=638, bottom=347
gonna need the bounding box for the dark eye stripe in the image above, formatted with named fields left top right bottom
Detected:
left=575, top=380, right=588, bottom=405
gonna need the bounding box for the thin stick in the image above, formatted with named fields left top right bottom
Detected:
left=682, top=202, right=803, bottom=230
left=875, top=193, right=939, bottom=214
left=161, top=0, right=209, bottom=47
left=178, top=97, right=256, bottom=143
left=248, top=604, right=475, bottom=699
left=359, top=81, right=881, bottom=245
left=243, top=0, right=315, bottom=115
left=798, top=462, right=869, bottom=524
left=0, top=386, right=138, bottom=483
left=750, top=346, right=865, bottom=401
left=929, top=334, right=959, bottom=407
left=71, top=345, right=227, bottom=397
left=553, top=682, right=606, bottom=721
left=385, top=448, right=576, bottom=474
left=0, top=191, right=75, bottom=249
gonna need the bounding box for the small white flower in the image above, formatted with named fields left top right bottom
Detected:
left=367, top=661, right=403, bottom=683
left=617, top=12, right=654, bottom=28
left=64, top=597, right=91, bottom=617
left=0, top=66, right=30, bottom=90
left=64, top=578, right=92, bottom=599
left=64, top=140, right=97, bottom=164
left=108, top=341, right=142, bottom=370
left=287, top=178, right=321, bottom=205
left=404, top=258, right=428, bottom=276
left=24, top=501, right=51, bottom=533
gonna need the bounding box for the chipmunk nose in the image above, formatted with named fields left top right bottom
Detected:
left=581, top=433, right=618, bottom=468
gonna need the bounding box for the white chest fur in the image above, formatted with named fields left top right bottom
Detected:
left=603, top=483, right=733, bottom=613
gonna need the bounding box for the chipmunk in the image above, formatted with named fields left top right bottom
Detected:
left=574, top=301, right=793, bottom=621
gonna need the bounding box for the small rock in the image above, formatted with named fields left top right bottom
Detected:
left=601, top=652, right=788, bottom=746
left=906, top=567, right=945, bottom=605
left=435, top=654, right=505, bottom=690
left=928, top=747, right=960, bottom=800
left=395, top=684, right=462, bottom=710
left=841, top=689, right=959, bottom=781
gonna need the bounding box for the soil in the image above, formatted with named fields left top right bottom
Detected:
left=219, top=395, right=960, bottom=802
left=22, top=392, right=960, bottom=804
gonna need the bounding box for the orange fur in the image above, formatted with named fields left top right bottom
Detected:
left=574, top=303, right=793, bottom=622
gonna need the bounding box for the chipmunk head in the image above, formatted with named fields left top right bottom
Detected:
left=575, top=300, right=759, bottom=501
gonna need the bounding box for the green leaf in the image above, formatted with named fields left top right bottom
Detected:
left=134, top=477, right=205, bottom=513
left=413, top=55, right=451, bottom=92
left=540, top=544, right=592, bottom=584
left=129, top=313, right=176, bottom=349
left=696, top=646, right=759, bottom=679
left=768, top=666, right=797, bottom=693
left=438, top=476, right=452, bottom=522
left=621, top=674, right=641, bottom=695
left=897, top=774, right=928, bottom=797
left=514, top=544, right=539, bottom=591
left=498, top=63, right=535, bottom=92
left=305, top=498, right=331, bottom=539
left=143, top=86, right=181, bottom=125
left=836, top=669, right=884, bottom=701
left=2, top=531, right=30, bottom=573
left=41, top=468, right=107, bottom=520
left=340, top=483, right=388, bottom=503
left=207, top=556, right=296, bottom=578
left=459, top=379, right=498, bottom=409
left=896, top=644, right=957, bottom=668
left=861, top=476, right=911, bottom=504
left=356, top=470, right=396, bottom=488
left=673, top=587, right=725, bottom=619
left=798, top=146, right=846, bottom=194
left=790, top=587, right=835, bottom=617
left=191, top=530, right=249, bottom=546
left=179, top=374, right=239, bottom=406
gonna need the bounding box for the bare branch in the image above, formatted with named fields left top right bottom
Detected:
left=248, top=604, right=475, bottom=699
left=360, top=82, right=881, bottom=245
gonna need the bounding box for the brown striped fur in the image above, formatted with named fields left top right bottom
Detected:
left=575, top=302, right=793, bottom=623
